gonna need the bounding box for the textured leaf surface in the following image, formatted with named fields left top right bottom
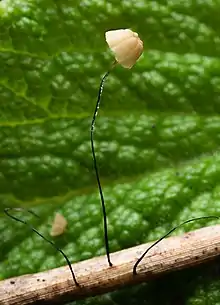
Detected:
left=0, top=0, right=220, bottom=304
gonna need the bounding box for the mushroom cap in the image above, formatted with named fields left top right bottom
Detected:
left=105, top=29, right=143, bottom=69
left=50, top=213, right=67, bottom=237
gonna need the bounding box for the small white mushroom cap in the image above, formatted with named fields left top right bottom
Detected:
left=50, top=213, right=67, bottom=237
left=105, top=29, right=143, bottom=69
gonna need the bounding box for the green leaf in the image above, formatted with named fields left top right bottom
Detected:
left=0, top=0, right=220, bottom=304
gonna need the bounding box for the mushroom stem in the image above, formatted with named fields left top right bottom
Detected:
left=90, top=61, right=117, bottom=267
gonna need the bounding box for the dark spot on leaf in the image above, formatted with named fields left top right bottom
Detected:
left=10, top=280, right=15, bottom=284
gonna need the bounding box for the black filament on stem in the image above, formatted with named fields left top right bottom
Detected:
left=4, top=207, right=79, bottom=286
left=133, top=215, right=219, bottom=275
left=90, top=63, right=116, bottom=267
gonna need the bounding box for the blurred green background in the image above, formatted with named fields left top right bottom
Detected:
left=0, top=0, right=220, bottom=304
